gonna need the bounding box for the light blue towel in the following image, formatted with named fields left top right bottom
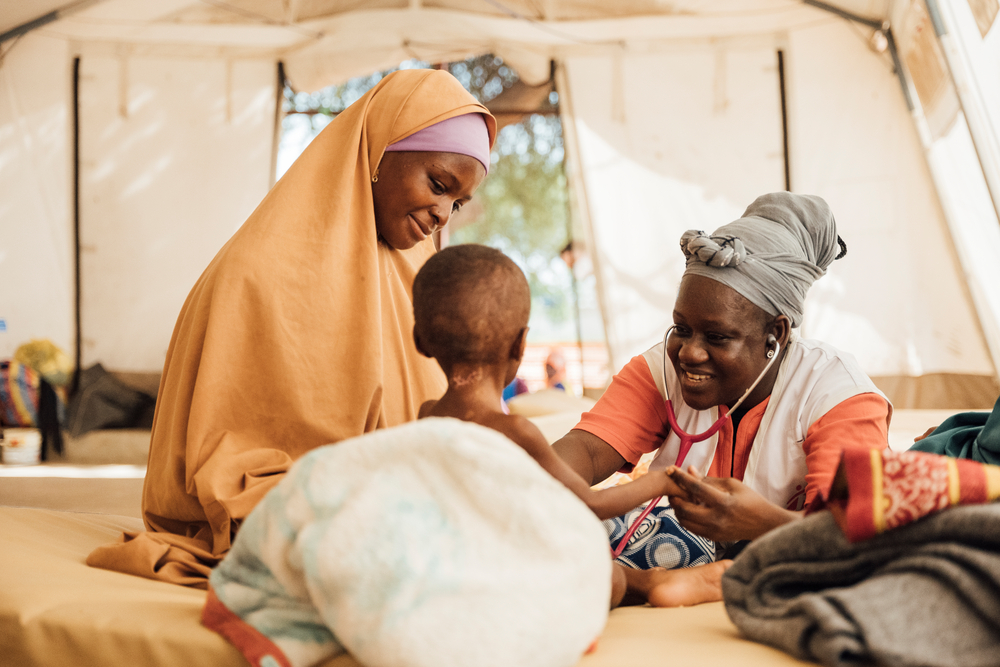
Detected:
left=204, top=418, right=611, bottom=667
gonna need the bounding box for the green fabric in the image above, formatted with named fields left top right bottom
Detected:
left=910, top=394, right=1000, bottom=465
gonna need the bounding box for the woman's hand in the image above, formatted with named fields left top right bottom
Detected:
left=665, top=466, right=801, bottom=542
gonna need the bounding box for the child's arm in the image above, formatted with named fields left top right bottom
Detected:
left=501, top=416, right=681, bottom=520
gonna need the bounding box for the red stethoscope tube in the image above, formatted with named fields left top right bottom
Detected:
left=610, top=327, right=778, bottom=559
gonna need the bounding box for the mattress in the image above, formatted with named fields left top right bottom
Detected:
left=0, top=507, right=815, bottom=667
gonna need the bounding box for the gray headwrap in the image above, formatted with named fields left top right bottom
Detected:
left=679, top=192, right=843, bottom=328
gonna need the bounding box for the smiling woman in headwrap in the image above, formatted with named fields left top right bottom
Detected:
left=87, top=69, right=496, bottom=587
left=552, top=192, right=891, bottom=605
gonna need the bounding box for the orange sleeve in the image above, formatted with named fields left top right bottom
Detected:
left=803, top=392, right=890, bottom=505
left=573, top=356, right=670, bottom=469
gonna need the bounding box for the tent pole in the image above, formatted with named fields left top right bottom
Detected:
left=777, top=50, right=790, bottom=192
left=923, top=0, right=1000, bottom=225
left=72, top=56, right=82, bottom=393
left=801, top=0, right=881, bottom=28
left=0, top=1, right=104, bottom=45
left=550, top=60, right=586, bottom=393
left=884, top=30, right=915, bottom=112
left=891, top=12, right=1000, bottom=384
left=270, top=61, right=286, bottom=189
left=553, top=59, right=616, bottom=377
left=0, top=12, right=60, bottom=45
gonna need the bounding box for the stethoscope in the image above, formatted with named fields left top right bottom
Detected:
left=610, top=326, right=781, bottom=559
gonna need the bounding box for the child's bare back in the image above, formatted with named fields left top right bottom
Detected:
left=421, top=393, right=680, bottom=521
left=412, top=243, right=731, bottom=609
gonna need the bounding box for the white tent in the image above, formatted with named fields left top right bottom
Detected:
left=3, top=0, right=1000, bottom=408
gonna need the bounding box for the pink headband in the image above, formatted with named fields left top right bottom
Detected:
left=384, top=113, right=491, bottom=174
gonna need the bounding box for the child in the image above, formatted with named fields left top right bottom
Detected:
left=412, top=243, right=732, bottom=608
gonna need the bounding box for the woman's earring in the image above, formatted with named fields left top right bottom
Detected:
left=766, top=349, right=775, bottom=359
left=371, top=167, right=379, bottom=183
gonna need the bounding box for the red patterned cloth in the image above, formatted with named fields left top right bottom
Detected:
left=810, top=448, right=1000, bottom=542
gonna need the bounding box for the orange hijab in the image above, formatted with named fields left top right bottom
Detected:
left=87, top=70, right=497, bottom=587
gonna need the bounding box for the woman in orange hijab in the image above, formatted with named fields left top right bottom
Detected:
left=88, top=69, right=497, bottom=587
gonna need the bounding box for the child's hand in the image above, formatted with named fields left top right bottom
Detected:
left=662, top=466, right=692, bottom=502
left=655, top=468, right=686, bottom=500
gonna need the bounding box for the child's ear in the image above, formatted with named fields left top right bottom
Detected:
left=510, top=327, right=528, bottom=362
left=413, top=327, right=432, bottom=358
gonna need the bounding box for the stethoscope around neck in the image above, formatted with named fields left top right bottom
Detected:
left=610, top=326, right=781, bottom=559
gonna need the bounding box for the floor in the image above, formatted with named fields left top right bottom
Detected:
left=0, top=464, right=145, bottom=517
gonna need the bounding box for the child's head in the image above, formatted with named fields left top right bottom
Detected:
left=413, top=244, right=530, bottom=370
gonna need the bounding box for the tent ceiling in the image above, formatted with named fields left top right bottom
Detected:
left=3, top=0, right=895, bottom=90
left=5, top=1, right=891, bottom=50
left=6, top=0, right=1000, bottom=407
left=1, top=0, right=67, bottom=35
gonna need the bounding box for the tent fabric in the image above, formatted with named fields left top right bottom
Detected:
left=76, top=55, right=279, bottom=371
left=0, top=33, right=74, bottom=368
left=85, top=69, right=495, bottom=587
left=2, top=0, right=1000, bottom=410
left=557, top=12, right=1000, bottom=407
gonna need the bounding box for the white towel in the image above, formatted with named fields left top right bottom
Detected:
left=204, top=417, right=611, bottom=667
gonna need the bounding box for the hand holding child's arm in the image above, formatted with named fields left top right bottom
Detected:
left=506, top=419, right=685, bottom=520
left=666, top=465, right=801, bottom=541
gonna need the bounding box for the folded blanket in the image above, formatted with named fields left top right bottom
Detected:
left=910, top=395, right=1000, bottom=464
left=203, top=417, right=611, bottom=667
left=815, top=448, right=1000, bottom=542
left=723, top=505, right=1000, bottom=667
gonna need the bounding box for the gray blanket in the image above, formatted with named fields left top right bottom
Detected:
left=723, top=505, right=1000, bottom=667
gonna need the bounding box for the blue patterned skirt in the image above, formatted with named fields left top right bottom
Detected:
left=604, top=498, right=717, bottom=570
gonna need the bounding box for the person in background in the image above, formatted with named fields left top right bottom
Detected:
left=502, top=376, right=530, bottom=403
left=545, top=347, right=568, bottom=391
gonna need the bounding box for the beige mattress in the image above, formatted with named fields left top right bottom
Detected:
left=0, top=506, right=814, bottom=667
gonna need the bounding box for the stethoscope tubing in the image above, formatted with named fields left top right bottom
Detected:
left=610, top=327, right=780, bottom=559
